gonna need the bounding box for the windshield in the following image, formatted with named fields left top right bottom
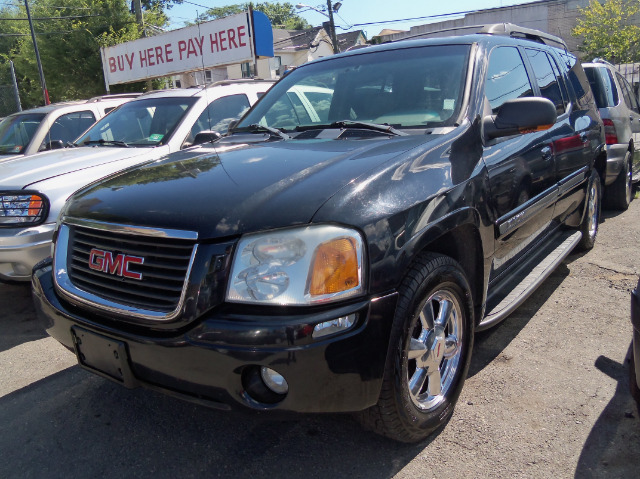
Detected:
left=77, top=96, right=198, bottom=147
left=238, top=45, right=470, bottom=132
left=0, top=113, right=45, bottom=155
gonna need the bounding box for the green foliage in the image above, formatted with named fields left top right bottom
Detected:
left=199, top=2, right=310, bottom=30
left=0, top=0, right=172, bottom=109
left=572, top=0, right=640, bottom=63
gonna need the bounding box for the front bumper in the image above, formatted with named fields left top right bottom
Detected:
left=604, top=144, right=628, bottom=186
left=32, top=262, right=398, bottom=413
left=0, top=222, right=55, bottom=281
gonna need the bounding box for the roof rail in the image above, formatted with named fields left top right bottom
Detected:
left=86, top=93, right=142, bottom=102
left=478, top=23, right=567, bottom=50
left=203, top=78, right=275, bottom=90
left=389, top=22, right=567, bottom=50
left=592, top=57, right=615, bottom=67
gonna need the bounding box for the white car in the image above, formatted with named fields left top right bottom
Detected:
left=0, top=94, right=139, bottom=161
left=0, top=80, right=273, bottom=281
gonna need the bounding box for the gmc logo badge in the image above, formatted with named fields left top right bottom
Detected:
left=88, top=248, right=144, bottom=280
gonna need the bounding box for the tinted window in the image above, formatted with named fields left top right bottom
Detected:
left=189, top=94, right=251, bottom=142
left=558, top=51, right=591, bottom=106
left=585, top=67, right=618, bottom=108
left=41, top=111, right=96, bottom=150
left=617, top=73, right=639, bottom=112
left=239, top=45, right=470, bottom=130
left=526, top=48, right=565, bottom=114
left=485, top=47, right=533, bottom=113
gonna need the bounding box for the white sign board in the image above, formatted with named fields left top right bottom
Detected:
left=101, top=13, right=254, bottom=86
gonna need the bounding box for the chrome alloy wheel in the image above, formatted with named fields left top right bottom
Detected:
left=625, top=160, right=633, bottom=206
left=585, top=176, right=600, bottom=239
left=406, top=288, right=463, bottom=411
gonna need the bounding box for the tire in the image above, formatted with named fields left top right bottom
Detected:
left=605, top=151, right=633, bottom=211
left=356, top=253, right=474, bottom=442
left=629, top=351, right=640, bottom=417
left=577, top=169, right=601, bottom=251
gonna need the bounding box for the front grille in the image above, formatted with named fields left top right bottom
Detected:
left=67, top=224, right=196, bottom=313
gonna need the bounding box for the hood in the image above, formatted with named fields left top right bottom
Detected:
left=0, top=146, right=154, bottom=189
left=66, top=135, right=446, bottom=239
left=0, top=153, right=23, bottom=162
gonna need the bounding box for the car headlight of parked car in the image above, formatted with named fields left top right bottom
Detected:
left=0, top=191, right=48, bottom=226
left=226, top=225, right=364, bottom=306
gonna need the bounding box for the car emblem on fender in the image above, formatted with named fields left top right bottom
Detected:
left=88, top=248, right=144, bottom=280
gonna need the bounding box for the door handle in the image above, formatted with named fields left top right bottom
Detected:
left=630, top=115, right=635, bottom=122
left=541, top=146, right=552, bottom=160
left=580, top=132, right=588, bottom=142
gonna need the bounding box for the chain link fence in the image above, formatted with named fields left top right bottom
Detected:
left=0, top=84, right=20, bottom=118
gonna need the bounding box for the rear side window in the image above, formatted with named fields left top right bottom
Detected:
left=616, top=72, right=639, bottom=112
left=584, top=67, right=618, bottom=108
left=525, top=48, right=566, bottom=114
left=557, top=51, right=591, bottom=107
left=485, top=46, right=533, bottom=113
left=191, top=94, right=251, bottom=137
left=41, top=110, right=96, bottom=150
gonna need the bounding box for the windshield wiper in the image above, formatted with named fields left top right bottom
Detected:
left=243, top=124, right=290, bottom=140
left=331, top=120, right=407, bottom=136
left=82, top=139, right=130, bottom=148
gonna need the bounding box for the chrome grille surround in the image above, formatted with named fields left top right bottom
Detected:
left=53, top=217, right=198, bottom=321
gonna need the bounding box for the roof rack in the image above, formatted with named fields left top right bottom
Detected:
left=479, top=23, right=567, bottom=50
left=86, top=93, right=142, bottom=103
left=390, top=22, right=567, bottom=50
left=203, top=78, right=275, bottom=90
left=591, top=57, right=615, bottom=67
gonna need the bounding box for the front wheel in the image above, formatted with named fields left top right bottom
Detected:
left=577, top=169, right=601, bottom=251
left=357, top=253, right=474, bottom=443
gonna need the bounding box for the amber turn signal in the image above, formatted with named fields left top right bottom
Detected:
left=309, top=237, right=359, bottom=295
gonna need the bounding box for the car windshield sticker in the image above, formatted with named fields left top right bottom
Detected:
left=443, top=99, right=455, bottom=110
left=12, top=146, right=22, bottom=153
left=149, top=134, right=164, bottom=142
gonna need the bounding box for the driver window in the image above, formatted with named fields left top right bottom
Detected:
left=187, top=94, right=251, bottom=146
left=485, top=47, right=533, bottom=114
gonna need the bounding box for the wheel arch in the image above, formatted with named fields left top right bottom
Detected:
left=395, top=208, right=486, bottom=323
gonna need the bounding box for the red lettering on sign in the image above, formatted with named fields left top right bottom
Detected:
left=178, top=40, right=187, bottom=60
left=155, top=46, right=164, bottom=64
left=125, top=52, right=134, bottom=70
left=228, top=28, right=238, bottom=49
left=238, top=25, right=247, bottom=47
left=165, top=44, right=173, bottom=62
left=146, top=48, right=155, bottom=66
left=117, top=56, right=125, bottom=71
left=210, top=32, right=219, bottom=53
left=219, top=30, right=227, bottom=51
left=108, top=57, right=116, bottom=73
left=139, top=49, right=148, bottom=68
left=195, top=36, right=204, bottom=56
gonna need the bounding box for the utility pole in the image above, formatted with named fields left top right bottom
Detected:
left=24, top=0, right=49, bottom=105
left=133, top=0, right=153, bottom=91
left=326, top=0, right=339, bottom=54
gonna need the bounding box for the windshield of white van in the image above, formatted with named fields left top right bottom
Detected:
left=77, top=97, right=198, bottom=147
left=0, top=113, right=46, bottom=155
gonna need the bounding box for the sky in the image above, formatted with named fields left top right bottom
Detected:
left=165, top=0, right=537, bottom=37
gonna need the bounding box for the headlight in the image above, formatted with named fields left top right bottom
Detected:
left=0, top=192, right=48, bottom=226
left=226, top=225, right=364, bottom=305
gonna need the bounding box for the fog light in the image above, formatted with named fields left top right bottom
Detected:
left=260, top=367, right=289, bottom=394
left=312, top=314, right=356, bottom=339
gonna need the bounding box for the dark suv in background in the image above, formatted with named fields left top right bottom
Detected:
left=33, top=24, right=605, bottom=443
left=583, top=59, right=640, bottom=210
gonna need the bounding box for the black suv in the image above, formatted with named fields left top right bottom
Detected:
left=33, top=24, right=605, bottom=443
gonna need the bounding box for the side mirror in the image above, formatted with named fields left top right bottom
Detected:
left=45, top=140, right=65, bottom=150
left=483, top=97, right=557, bottom=140
left=193, top=130, right=222, bottom=146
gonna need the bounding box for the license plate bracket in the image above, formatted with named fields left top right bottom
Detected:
left=72, top=327, right=138, bottom=388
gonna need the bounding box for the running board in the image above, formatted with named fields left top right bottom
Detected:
left=478, top=230, right=582, bottom=332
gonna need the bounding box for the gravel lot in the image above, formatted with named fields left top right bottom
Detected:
left=1, top=197, right=638, bottom=479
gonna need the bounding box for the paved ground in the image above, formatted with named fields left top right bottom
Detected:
left=0, top=198, right=639, bottom=479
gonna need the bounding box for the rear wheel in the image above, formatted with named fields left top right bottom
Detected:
left=577, top=169, right=601, bottom=251
left=605, top=151, right=632, bottom=210
left=357, top=253, right=474, bottom=442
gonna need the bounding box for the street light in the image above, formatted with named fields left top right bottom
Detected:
left=296, top=2, right=340, bottom=54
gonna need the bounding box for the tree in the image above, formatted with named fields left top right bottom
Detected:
left=199, top=2, right=310, bottom=30
left=572, top=0, right=640, bottom=63
left=0, top=0, right=174, bottom=109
